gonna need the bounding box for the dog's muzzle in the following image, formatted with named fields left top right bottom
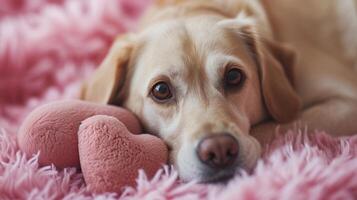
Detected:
left=196, top=133, right=240, bottom=183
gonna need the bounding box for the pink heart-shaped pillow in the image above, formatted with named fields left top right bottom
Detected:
left=17, top=100, right=168, bottom=193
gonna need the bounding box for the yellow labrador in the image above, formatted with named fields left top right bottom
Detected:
left=80, top=0, right=357, bottom=183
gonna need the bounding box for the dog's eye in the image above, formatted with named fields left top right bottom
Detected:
left=151, top=82, right=172, bottom=101
left=225, top=68, right=245, bottom=87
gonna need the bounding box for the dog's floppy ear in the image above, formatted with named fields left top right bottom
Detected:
left=221, top=15, right=301, bottom=122
left=80, top=35, right=134, bottom=104
left=256, top=39, right=301, bottom=122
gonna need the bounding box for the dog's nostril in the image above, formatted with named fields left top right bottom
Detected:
left=208, top=152, right=215, bottom=161
left=197, top=134, right=239, bottom=168
left=227, top=150, right=234, bottom=158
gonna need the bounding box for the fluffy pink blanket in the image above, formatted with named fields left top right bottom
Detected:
left=1, top=0, right=356, bottom=199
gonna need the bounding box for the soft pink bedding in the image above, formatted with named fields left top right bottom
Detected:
left=0, top=0, right=356, bottom=199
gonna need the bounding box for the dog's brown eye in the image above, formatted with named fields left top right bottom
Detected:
left=151, top=82, right=172, bottom=101
left=225, top=68, right=244, bottom=86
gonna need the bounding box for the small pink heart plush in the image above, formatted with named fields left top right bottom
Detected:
left=17, top=100, right=168, bottom=193
left=78, top=115, right=167, bottom=193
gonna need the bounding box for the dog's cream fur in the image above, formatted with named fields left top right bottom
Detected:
left=81, top=0, right=357, bottom=182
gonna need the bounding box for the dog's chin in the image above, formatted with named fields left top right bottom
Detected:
left=198, top=168, right=240, bottom=184
left=177, top=163, right=241, bottom=184
left=181, top=160, right=243, bottom=184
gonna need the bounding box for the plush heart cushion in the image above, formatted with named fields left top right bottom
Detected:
left=18, top=100, right=168, bottom=192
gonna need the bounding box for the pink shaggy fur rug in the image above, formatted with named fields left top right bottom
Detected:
left=0, top=0, right=356, bottom=199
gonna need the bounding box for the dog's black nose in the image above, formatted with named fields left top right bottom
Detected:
left=197, top=134, right=239, bottom=169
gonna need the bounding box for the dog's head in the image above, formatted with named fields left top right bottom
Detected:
left=81, top=9, right=300, bottom=183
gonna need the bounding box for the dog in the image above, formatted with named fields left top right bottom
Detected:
left=80, top=0, right=357, bottom=183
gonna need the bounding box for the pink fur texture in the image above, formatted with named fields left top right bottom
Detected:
left=0, top=0, right=357, bottom=199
